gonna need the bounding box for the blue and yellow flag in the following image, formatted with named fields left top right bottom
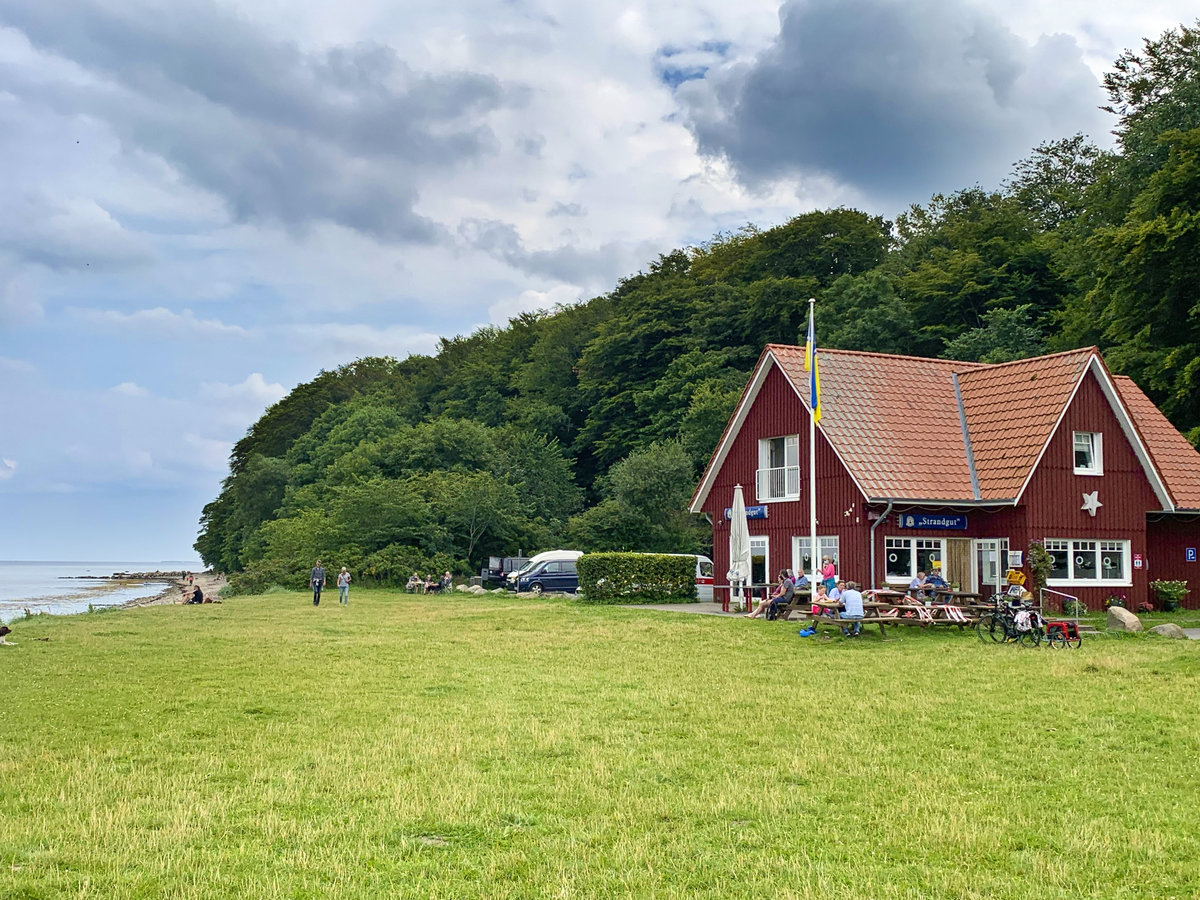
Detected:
left=804, top=307, right=821, bottom=424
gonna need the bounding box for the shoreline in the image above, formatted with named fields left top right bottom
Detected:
left=120, top=571, right=227, bottom=609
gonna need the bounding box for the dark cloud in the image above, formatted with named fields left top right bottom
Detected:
left=1, top=0, right=521, bottom=241
left=678, top=0, right=1109, bottom=207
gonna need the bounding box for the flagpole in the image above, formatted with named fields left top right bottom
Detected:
left=808, top=298, right=818, bottom=589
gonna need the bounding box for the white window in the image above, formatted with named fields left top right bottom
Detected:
left=749, top=536, right=769, bottom=587
left=1044, top=538, right=1129, bottom=586
left=792, top=536, right=839, bottom=581
left=884, top=537, right=945, bottom=584
left=757, top=435, right=800, bottom=501
left=1073, top=432, right=1103, bottom=475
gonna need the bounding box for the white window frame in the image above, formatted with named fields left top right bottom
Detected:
left=1073, top=431, right=1103, bottom=476
left=791, top=535, right=839, bottom=582
left=1044, top=538, right=1130, bottom=587
left=884, top=537, right=946, bottom=585
left=756, top=434, right=800, bottom=502
left=749, top=536, right=770, bottom=588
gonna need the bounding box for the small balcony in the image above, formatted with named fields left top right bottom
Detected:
left=756, top=466, right=800, bottom=502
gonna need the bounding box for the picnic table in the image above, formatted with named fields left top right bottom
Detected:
left=800, top=589, right=986, bottom=636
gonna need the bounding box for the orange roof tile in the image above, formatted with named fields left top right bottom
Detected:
left=770, top=345, right=980, bottom=500
left=957, top=349, right=1094, bottom=500
left=1113, top=376, right=1200, bottom=509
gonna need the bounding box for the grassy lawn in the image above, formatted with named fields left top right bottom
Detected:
left=1, top=591, right=1198, bottom=899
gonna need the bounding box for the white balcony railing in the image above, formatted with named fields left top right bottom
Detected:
left=756, top=465, right=800, bottom=501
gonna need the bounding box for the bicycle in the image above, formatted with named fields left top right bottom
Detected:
left=977, top=594, right=1044, bottom=647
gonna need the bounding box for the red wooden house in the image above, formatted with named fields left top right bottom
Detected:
left=689, top=345, right=1200, bottom=610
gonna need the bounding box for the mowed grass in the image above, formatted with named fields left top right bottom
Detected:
left=1, top=592, right=1198, bottom=899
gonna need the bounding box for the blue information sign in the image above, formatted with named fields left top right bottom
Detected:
left=898, top=513, right=968, bottom=530
left=1187, top=547, right=1197, bottom=563
left=724, top=505, right=769, bottom=520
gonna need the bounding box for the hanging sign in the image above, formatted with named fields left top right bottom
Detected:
left=898, top=513, right=967, bottom=530
left=1133, top=553, right=1144, bottom=570
left=725, top=505, right=769, bottom=520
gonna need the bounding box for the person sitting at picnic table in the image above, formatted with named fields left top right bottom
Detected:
left=839, top=581, right=865, bottom=635
left=925, top=567, right=949, bottom=593
left=440, top=571, right=453, bottom=591
left=406, top=573, right=423, bottom=593
left=908, top=571, right=931, bottom=599
left=424, top=574, right=442, bottom=594
left=745, top=569, right=795, bottom=619
left=829, top=579, right=845, bottom=602
left=810, top=582, right=836, bottom=617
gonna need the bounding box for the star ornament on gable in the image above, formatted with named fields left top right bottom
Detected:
left=1082, top=491, right=1102, bottom=517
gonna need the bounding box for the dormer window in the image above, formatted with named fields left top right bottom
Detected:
left=1073, top=432, right=1103, bottom=476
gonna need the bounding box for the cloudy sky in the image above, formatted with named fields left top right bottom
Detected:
left=0, top=0, right=1194, bottom=562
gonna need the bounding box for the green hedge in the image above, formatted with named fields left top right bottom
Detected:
left=577, top=553, right=696, bottom=604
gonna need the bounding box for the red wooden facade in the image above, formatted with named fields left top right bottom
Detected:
left=695, top=347, right=1200, bottom=611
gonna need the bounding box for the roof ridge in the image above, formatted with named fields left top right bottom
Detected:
left=766, top=343, right=986, bottom=367
left=959, top=346, right=1099, bottom=374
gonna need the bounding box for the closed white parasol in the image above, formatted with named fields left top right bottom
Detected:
left=727, top=483, right=752, bottom=611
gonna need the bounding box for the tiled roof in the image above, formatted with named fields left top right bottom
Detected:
left=1112, top=376, right=1200, bottom=510
left=957, top=349, right=1094, bottom=500
left=694, top=343, right=1196, bottom=512
left=770, top=345, right=981, bottom=500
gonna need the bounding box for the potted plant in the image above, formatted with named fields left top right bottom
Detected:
left=1104, top=593, right=1128, bottom=609
left=1149, top=579, right=1188, bottom=612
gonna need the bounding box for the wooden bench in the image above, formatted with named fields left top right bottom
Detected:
left=801, top=612, right=893, bottom=636
left=774, top=590, right=813, bottom=621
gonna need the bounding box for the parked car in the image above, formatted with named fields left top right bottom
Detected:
left=508, top=550, right=583, bottom=594
left=480, top=555, right=530, bottom=586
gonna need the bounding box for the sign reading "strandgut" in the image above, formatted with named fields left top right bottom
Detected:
left=898, top=513, right=968, bottom=530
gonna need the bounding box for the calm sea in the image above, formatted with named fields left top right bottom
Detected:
left=0, top=560, right=202, bottom=624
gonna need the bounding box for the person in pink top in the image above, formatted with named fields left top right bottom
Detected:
left=820, top=556, right=837, bottom=593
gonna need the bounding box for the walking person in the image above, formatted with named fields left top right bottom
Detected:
left=337, top=567, right=352, bottom=605
left=310, top=560, right=326, bottom=606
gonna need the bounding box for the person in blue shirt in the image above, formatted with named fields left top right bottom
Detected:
left=926, top=567, right=949, bottom=593
left=908, top=571, right=931, bottom=600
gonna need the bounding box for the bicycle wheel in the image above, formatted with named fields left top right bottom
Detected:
left=977, top=613, right=1002, bottom=643
left=1019, top=627, right=1041, bottom=648
left=1065, top=633, right=1082, bottom=649
left=1045, top=624, right=1066, bottom=649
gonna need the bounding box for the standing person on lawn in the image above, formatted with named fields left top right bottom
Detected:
left=310, top=560, right=326, bottom=606
left=337, top=566, right=352, bottom=605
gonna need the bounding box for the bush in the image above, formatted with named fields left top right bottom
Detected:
left=1150, top=579, right=1188, bottom=612
left=1061, top=596, right=1087, bottom=617
left=577, top=553, right=696, bottom=604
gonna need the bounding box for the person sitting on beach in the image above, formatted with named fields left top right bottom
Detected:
left=186, top=585, right=204, bottom=604
left=406, top=573, right=423, bottom=593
